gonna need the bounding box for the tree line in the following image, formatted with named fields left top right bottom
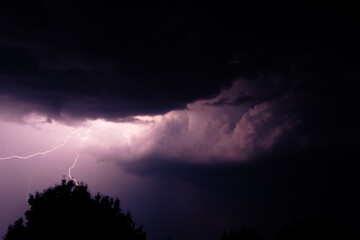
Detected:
left=3, top=180, right=356, bottom=240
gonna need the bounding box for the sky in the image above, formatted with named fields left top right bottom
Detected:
left=0, top=1, right=359, bottom=239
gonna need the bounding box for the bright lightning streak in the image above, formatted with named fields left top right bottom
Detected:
left=68, top=154, right=80, bottom=186
left=0, top=128, right=91, bottom=192
left=66, top=128, right=90, bottom=185
left=0, top=130, right=80, bottom=161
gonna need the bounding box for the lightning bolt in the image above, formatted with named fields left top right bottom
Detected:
left=0, top=128, right=91, bottom=194
left=67, top=128, right=90, bottom=186
left=0, top=130, right=80, bottom=161
left=68, top=153, right=80, bottom=186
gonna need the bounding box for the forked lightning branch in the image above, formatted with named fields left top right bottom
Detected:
left=0, top=129, right=90, bottom=187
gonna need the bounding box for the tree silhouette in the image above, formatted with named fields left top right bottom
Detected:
left=3, top=179, right=146, bottom=240
left=221, top=227, right=263, bottom=240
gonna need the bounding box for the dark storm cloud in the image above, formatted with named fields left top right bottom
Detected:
left=0, top=1, right=358, bottom=123
left=0, top=1, right=238, bottom=122
left=122, top=145, right=359, bottom=195
left=1, top=0, right=358, bottom=196
left=116, top=143, right=360, bottom=239
left=90, top=78, right=306, bottom=168
left=205, top=94, right=253, bottom=106
left=1, top=2, right=360, bottom=240
left=231, top=94, right=253, bottom=105
left=120, top=144, right=360, bottom=239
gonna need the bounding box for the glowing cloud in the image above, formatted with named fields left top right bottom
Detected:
left=76, top=79, right=302, bottom=165
left=0, top=79, right=305, bottom=239
left=1, top=79, right=303, bottom=170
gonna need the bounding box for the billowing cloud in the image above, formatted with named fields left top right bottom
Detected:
left=69, top=79, right=304, bottom=170
left=0, top=79, right=304, bottom=169
left=1, top=2, right=359, bottom=240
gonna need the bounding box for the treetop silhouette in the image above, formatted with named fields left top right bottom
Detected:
left=4, top=179, right=146, bottom=240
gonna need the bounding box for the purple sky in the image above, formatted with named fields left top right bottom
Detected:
left=0, top=2, right=359, bottom=240
left=0, top=79, right=301, bottom=236
left=0, top=77, right=358, bottom=239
